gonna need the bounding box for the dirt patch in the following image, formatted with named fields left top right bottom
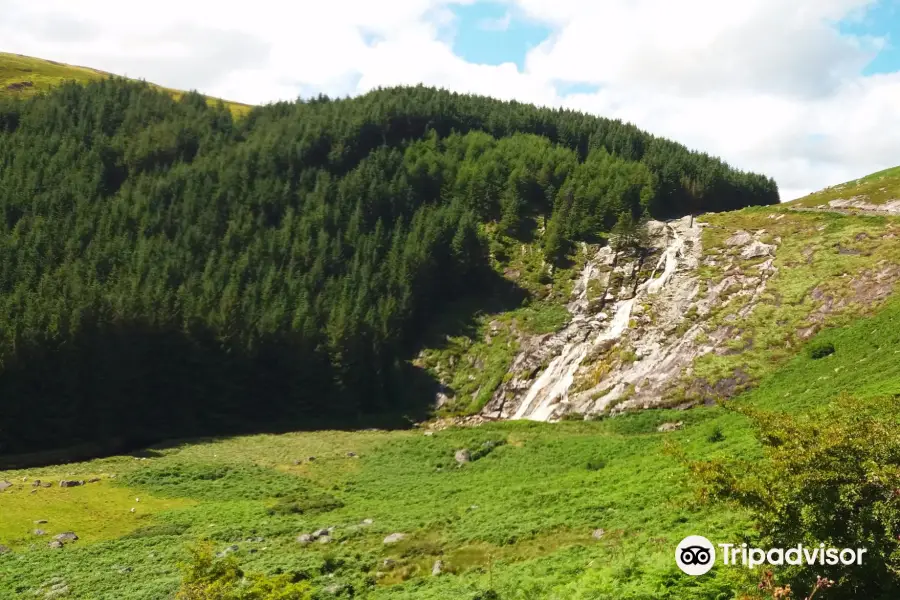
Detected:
left=5, top=81, right=34, bottom=91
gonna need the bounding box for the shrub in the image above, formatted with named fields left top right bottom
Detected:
left=177, top=542, right=315, bottom=600
left=688, top=395, right=900, bottom=599
left=807, top=340, right=835, bottom=359
left=586, top=457, right=607, bottom=471
left=706, top=425, right=725, bottom=443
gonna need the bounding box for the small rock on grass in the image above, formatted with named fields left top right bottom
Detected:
left=592, top=528, right=605, bottom=540
left=0, top=481, right=12, bottom=491
left=383, top=533, right=407, bottom=545
left=33, top=529, right=46, bottom=536
left=34, top=520, right=48, bottom=525
left=54, top=532, right=78, bottom=542
left=432, top=560, right=443, bottom=576
left=454, top=449, right=471, bottom=464
left=48, top=541, right=64, bottom=549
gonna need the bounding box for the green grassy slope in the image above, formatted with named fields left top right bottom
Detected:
left=0, top=52, right=252, bottom=116
left=789, top=165, right=900, bottom=209
left=1, top=200, right=899, bottom=597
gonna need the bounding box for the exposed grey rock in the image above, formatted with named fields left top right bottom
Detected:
left=0, top=481, right=12, bottom=491
left=432, top=560, right=443, bottom=576
left=87, top=478, right=101, bottom=483
left=740, top=240, right=775, bottom=260
left=32, top=480, right=42, bottom=487
left=33, top=529, right=46, bottom=536
left=361, top=519, right=374, bottom=526
left=656, top=421, right=684, bottom=433
left=48, top=540, right=64, bottom=549
left=54, top=532, right=78, bottom=542
left=312, top=528, right=330, bottom=538
left=59, top=480, right=84, bottom=488
left=296, top=534, right=313, bottom=544
left=382, top=559, right=396, bottom=568
left=454, top=449, right=470, bottom=464
left=725, top=230, right=753, bottom=247
left=34, top=519, right=48, bottom=524
left=317, top=535, right=332, bottom=544
left=592, top=528, right=606, bottom=540
left=383, top=533, right=407, bottom=545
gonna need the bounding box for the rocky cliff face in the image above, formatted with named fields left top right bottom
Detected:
left=482, top=215, right=780, bottom=421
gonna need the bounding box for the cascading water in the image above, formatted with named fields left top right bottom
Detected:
left=503, top=220, right=689, bottom=421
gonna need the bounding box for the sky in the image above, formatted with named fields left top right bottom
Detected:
left=3, top=0, right=900, bottom=201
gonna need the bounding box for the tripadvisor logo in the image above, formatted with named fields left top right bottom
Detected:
left=676, top=535, right=716, bottom=575
left=675, top=535, right=868, bottom=576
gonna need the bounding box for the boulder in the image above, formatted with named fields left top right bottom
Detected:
left=432, top=560, right=443, bottom=576
left=725, top=230, right=753, bottom=247
left=454, top=449, right=471, bottom=465
left=296, top=534, right=313, bottom=544
left=48, top=540, right=64, bottom=549
left=0, top=481, right=12, bottom=492
left=740, top=241, right=775, bottom=260
left=317, top=535, right=332, bottom=544
left=656, top=421, right=684, bottom=433
left=59, top=480, right=84, bottom=488
left=383, top=533, right=407, bottom=545
left=54, top=532, right=79, bottom=543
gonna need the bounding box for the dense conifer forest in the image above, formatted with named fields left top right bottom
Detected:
left=0, top=79, right=779, bottom=455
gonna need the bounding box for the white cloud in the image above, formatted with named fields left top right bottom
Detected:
left=2, top=0, right=900, bottom=199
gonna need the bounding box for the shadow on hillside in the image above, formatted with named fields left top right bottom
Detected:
left=0, top=270, right=528, bottom=469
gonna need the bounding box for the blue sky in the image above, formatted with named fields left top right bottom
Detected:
left=450, top=2, right=551, bottom=71
left=450, top=1, right=900, bottom=78
left=839, top=0, right=900, bottom=75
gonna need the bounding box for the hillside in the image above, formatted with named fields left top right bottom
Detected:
left=789, top=165, right=900, bottom=215
left=0, top=196, right=898, bottom=598
left=0, top=52, right=252, bottom=116
left=0, top=78, right=778, bottom=457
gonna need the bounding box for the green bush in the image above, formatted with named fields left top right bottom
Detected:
left=585, top=457, right=607, bottom=471
left=706, top=425, right=725, bottom=443
left=177, top=542, right=315, bottom=600
left=689, top=395, right=900, bottom=599
left=807, top=340, right=835, bottom=359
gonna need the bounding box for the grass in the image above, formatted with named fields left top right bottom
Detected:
left=0, top=52, right=252, bottom=117
left=789, top=164, right=900, bottom=208
left=683, top=207, right=900, bottom=397
left=1, top=257, right=899, bottom=597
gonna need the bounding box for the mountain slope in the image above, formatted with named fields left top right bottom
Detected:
left=424, top=186, right=900, bottom=421
left=789, top=165, right=900, bottom=215
left=0, top=52, right=252, bottom=116
left=1, top=198, right=898, bottom=598
left=0, top=77, right=779, bottom=456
